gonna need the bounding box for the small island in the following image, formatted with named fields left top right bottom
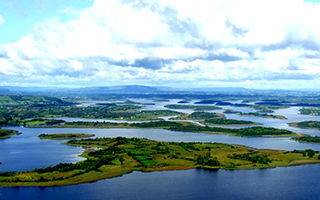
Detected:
left=164, top=105, right=222, bottom=111
left=202, top=118, right=260, bottom=126
left=38, top=133, right=95, bottom=140
left=171, top=112, right=224, bottom=120
left=299, top=108, right=320, bottom=116
left=239, top=112, right=287, bottom=119
left=1, top=137, right=319, bottom=187
left=289, top=121, right=320, bottom=130
left=0, top=129, right=21, bottom=139
left=291, top=136, right=320, bottom=143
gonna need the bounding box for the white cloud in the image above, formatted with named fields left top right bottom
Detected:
left=0, top=15, right=4, bottom=26
left=69, top=60, right=83, bottom=71
left=2, top=0, right=320, bottom=89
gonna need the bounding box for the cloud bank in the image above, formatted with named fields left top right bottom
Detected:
left=1, top=0, right=320, bottom=89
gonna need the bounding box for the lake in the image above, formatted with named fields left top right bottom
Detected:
left=1, top=100, right=320, bottom=199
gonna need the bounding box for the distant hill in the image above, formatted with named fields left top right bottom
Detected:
left=78, top=85, right=161, bottom=93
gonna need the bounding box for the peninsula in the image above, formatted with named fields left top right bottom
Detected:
left=1, top=136, right=319, bottom=187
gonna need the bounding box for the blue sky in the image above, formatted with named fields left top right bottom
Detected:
left=1, top=0, right=320, bottom=89
left=0, top=0, right=93, bottom=44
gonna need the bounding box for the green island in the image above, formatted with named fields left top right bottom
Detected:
left=239, top=112, right=287, bottom=119
left=291, top=136, right=320, bottom=143
left=46, top=121, right=297, bottom=137
left=38, top=133, right=95, bottom=140
left=223, top=109, right=241, bottom=114
left=257, top=109, right=274, bottom=113
left=166, top=125, right=297, bottom=137
left=289, top=121, right=320, bottom=130
left=171, top=112, right=224, bottom=120
left=1, top=136, right=319, bottom=187
left=232, top=103, right=289, bottom=112
left=0, top=129, right=21, bottom=139
left=202, top=118, right=260, bottom=126
left=164, top=104, right=222, bottom=111
left=299, top=108, right=320, bottom=116
left=48, top=121, right=192, bottom=129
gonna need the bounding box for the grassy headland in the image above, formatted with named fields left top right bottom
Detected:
left=0, top=136, right=319, bottom=187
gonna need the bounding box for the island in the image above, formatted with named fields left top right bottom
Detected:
left=223, top=109, right=241, bottom=114
left=1, top=136, right=319, bottom=187
left=289, top=121, right=320, bottom=130
left=43, top=121, right=297, bottom=137
left=38, top=133, right=95, bottom=140
left=171, top=112, right=224, bottom=120
left=202, top=118, right=260, bottom=126
left=0, top=129, right=21, bottom=139
left=291, top=136, right=320, bottom=143
left=239, top=112, right=287, bottom=119
left=299, top=108, right=320, bottom=116
left=164, top=105, right=222, bottom=111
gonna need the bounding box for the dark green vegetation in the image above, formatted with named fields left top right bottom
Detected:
left=239, top=112, right=287, bottom=119
left=38, top=133, right=95, bottom=140
left=291, top=136, right=320, bottom=143
left=0, top=95, right=72, bottom=107
left=172, top=112, right=222, bottom=120
left=203, top=118, right=257, bottom=126
left=1, top=137, right=319, bottom=187
left=0, top=95, right=72, bottom=127
left=51, top=121, right=297, bottom=137
left=299, top=108, right=320, bottom=116
left=23, top=119, right=65, bottom=126
left=289, top=121, right=320, bottom=130
left=52, top=121, right=189, bottom=129
left=164, top=104, right=222, bottom=111
left=257, top=109, right=274, bottom=113
left=0, top=129, right=20, bottom=139
left=167, top=126, right=296, bottom=137
left=0, top=95, right=184, bottom=127
left=223, top=109, right=241, bottom=114
left=291, top=149, right=318, bottom=158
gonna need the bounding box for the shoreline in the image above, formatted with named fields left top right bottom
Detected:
left=1, top=136, right=320, bottom=187
left=3, top=160, right=320, bottom=187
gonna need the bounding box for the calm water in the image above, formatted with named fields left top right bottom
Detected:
left=1, top=100, right=320, bottom=199
left=1, top=165, right=320, bottom=200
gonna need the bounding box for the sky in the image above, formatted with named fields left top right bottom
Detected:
left=1, top=0, right=320, bottom=89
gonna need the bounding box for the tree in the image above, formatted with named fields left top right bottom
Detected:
left=307, top=149, right=315, bottom=158
left=119, top=156, right=124, bottom=164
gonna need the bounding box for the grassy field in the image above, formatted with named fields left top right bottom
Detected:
left=1, top=137, right=319, bottom=187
